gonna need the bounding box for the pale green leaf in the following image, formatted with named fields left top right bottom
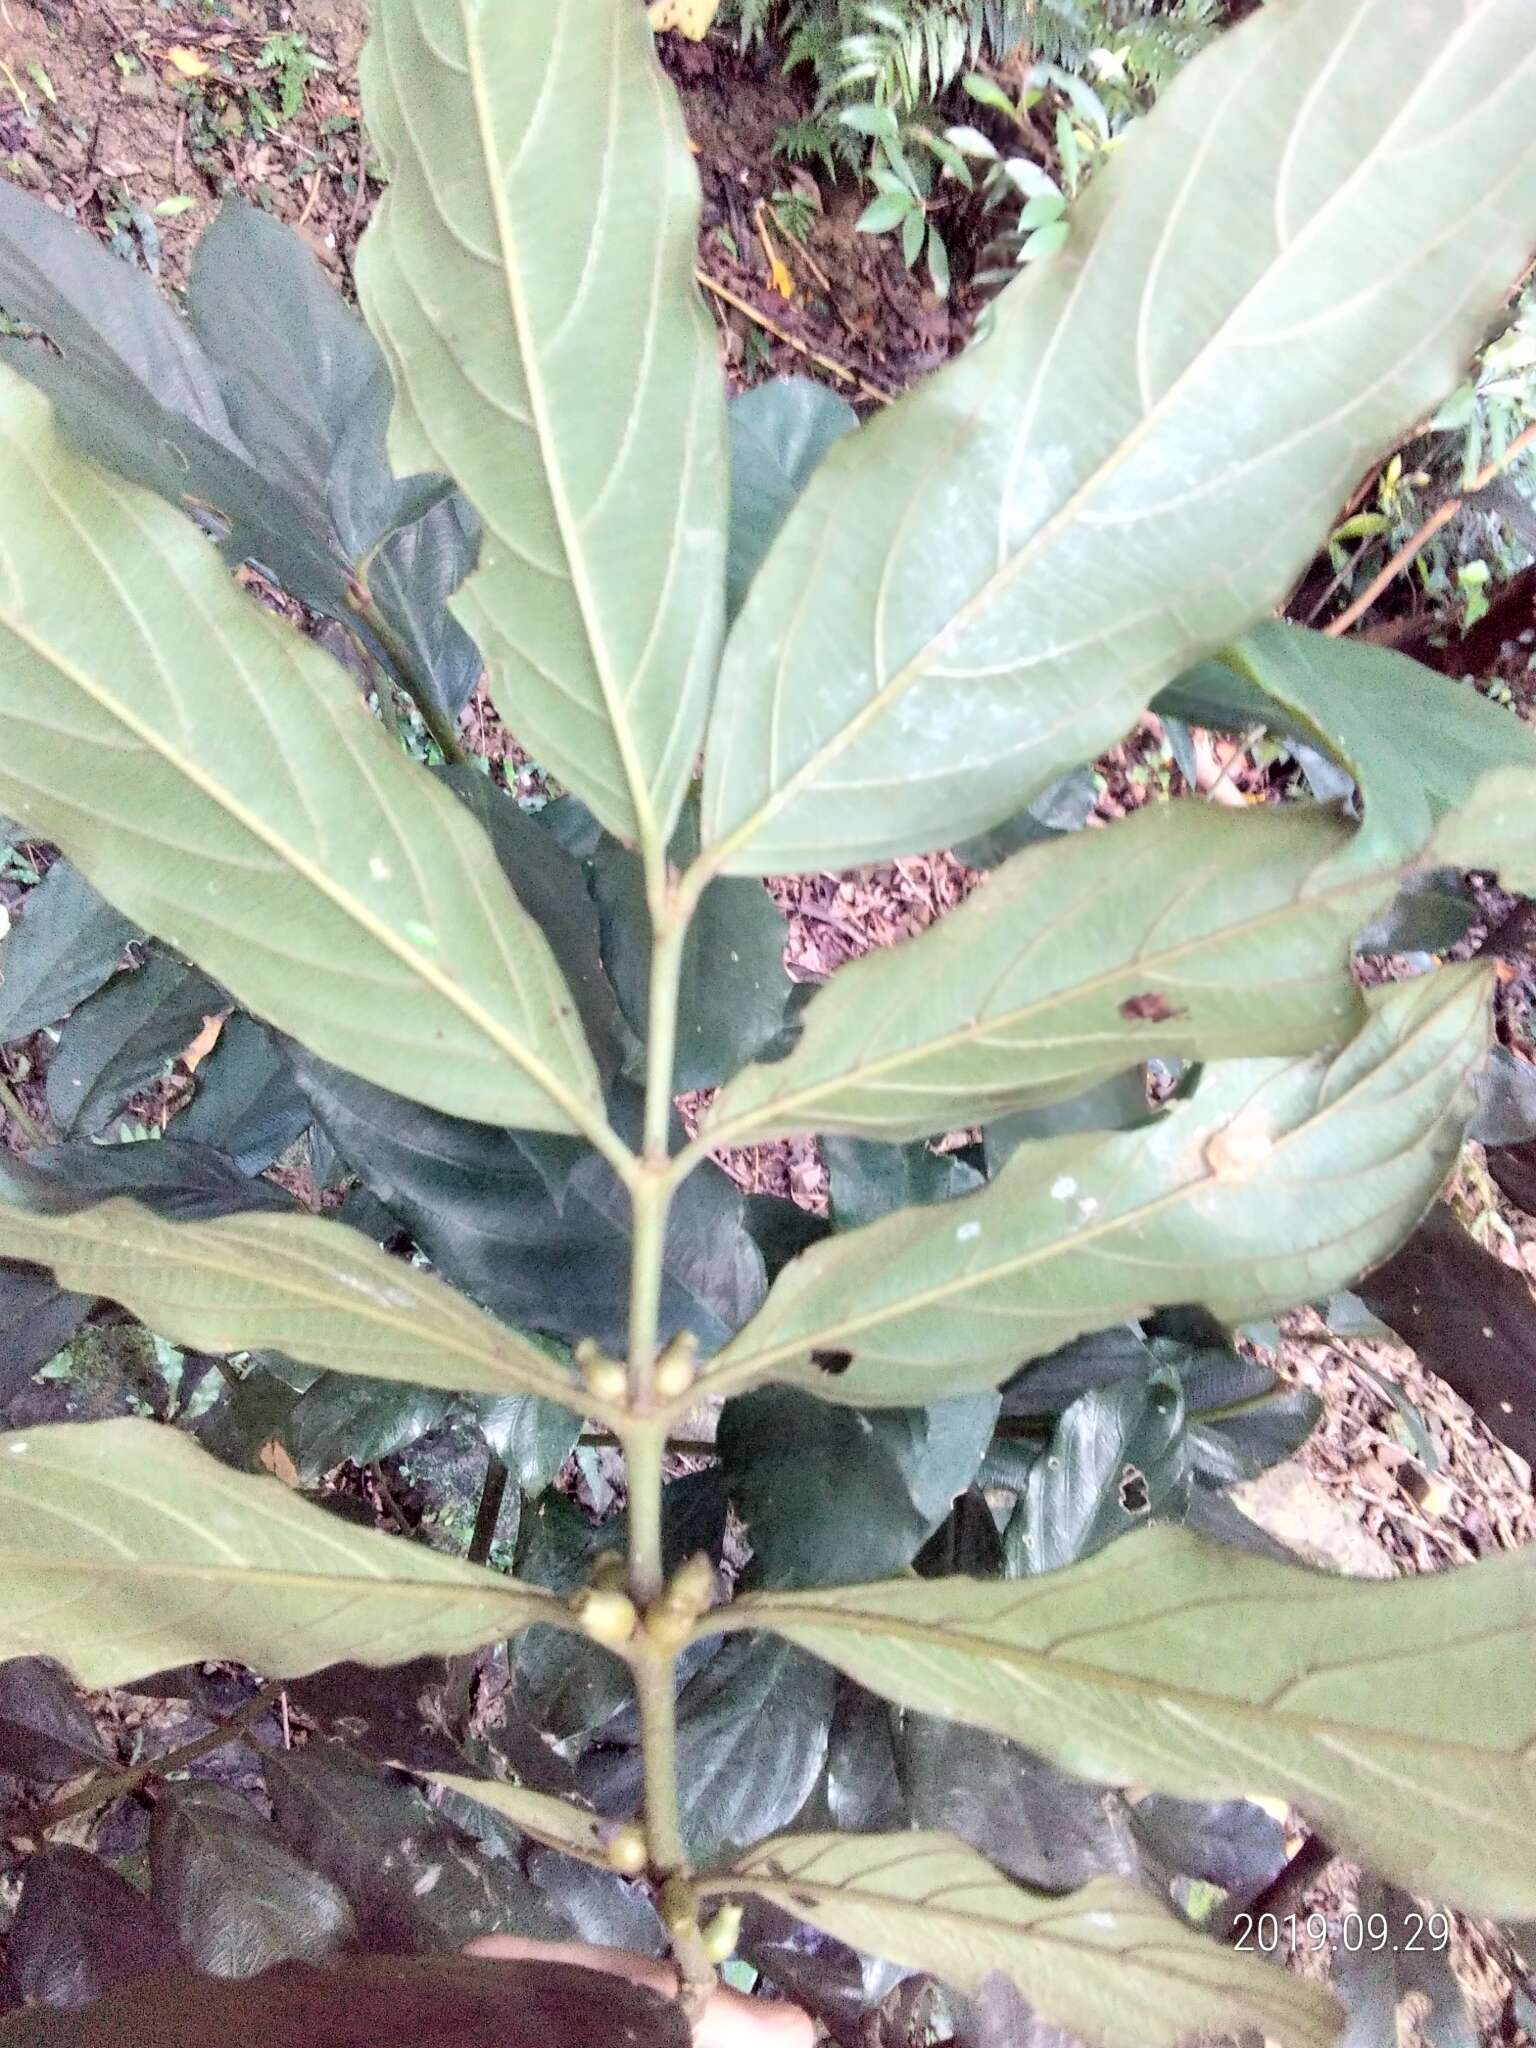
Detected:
left=0, top=1192, right=596, bottom=1418
left=0, top=1420, right=562, bottom=1688
left=705, top=967, right=1491, bottom=1405
left=1159, top=623, right=1536, bottom=873
left=414, top=1771, right=609, bottom=1865
left=704, top=1832, right=1339, bottom=2048
left=0, top=371, right=604, bottom=1139
left=716, top=1526, right=1536, bottom=1916
left=700, top=0, right=1536, bottom=873
left=356, top=0, right=727, bottom=848
left=705, top=800, right=1375, bottom=1145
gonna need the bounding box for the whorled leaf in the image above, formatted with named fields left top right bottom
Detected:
left=0, top=1420, right=563, bottom=1687
left=705, top=1832, right=1338, bottom=2048
left=0, top=370, right=604, bottom=1139
left=356, top=0, right=727, bottom=846
left=716, top=1525, right=1536, bottom=1916
left=0, top=1181, right=596, bottom=1418
left=700, top=0, right=1536, bottom=874
left=704, top=967, right=1490, bottom=1406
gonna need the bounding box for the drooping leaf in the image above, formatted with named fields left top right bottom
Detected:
left=1159, top=624, right=1536, bottom=873
left=721, top=1522, right=1536, bottom=1915
left=0, top=1656, right=108, bottom=1779
left=0, top=1955, right=692, bottom=2048
left=6, top=1848, right=181, bottom=2010
left=0, top=1419, right=562, bottom=1687
left=0, top=860, right=135, bottom=1044
left=0, top=370, right=604, bottom=1137
left=0, top=1264, right=90, bottom=1402
left=1004, top=1366, right=1188, bottom=1573
left=356, top=0, right=728, bottom=846
left=718, top=1386, right=998, bottom=1588
left=590, top=802, right=792, bottom=1094
left=1356, top=1203, right=1536, bottom=1469
left=726, top=378, right=858, bottom=621
left=0, top=1187, right=591, bottom=1415
left=700, top=0, right=1536, bottom=873
left=151, top=1782, right=356, bottom=1978
left=46, top=956, right=223, bottom=1139
left=169, top=1016, right=311, bottom=1175
left=291, top=1055, right=765, bottom=1356
left=707, top=1833, right=1338, bottom=2048
left=707, top=968, right=1491, bottom=1405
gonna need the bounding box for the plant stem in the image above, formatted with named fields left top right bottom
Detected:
left=2, top=1680, right=285, bottom=1838
left=352, top=598, right=469, bottom=766
left=633, top=1634, right=685, bottom=1871
left=468, top=1449, right=509, bottom=1567
left=624, top=1415, right=667, bottom=1607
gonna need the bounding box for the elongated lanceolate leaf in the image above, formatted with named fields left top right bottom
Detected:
left=706, top=1833, right=1338, bottom=2048
left=0, top=1192, right=596, bottom=1417
left=356, top=0, right=727, bottom=846
left=0, top=1420, right=562, bottom=1687
left=716, top=1526, right=1536, bottom=1917
left=706, top=968, right=1490, bottom=1406
left=0, top=372, right=603, bottom=1137
left=700, top=0, right=1536, bottom=873
left=706, top=802, right=1372, bottom=1145
left=414, top=1772, right=610, bottom=1865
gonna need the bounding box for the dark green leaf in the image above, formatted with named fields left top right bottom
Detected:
left=825, top=1683, right=905, bottom=1833
left=18, top=1140, right=294, bottom=1220
left=279, top=1659, right=464, bottom=1774
left=150, top=1782, right=356, bottom=1978
left=1356, top=870, right=1475, bottom=958
left=435, top=768, right=630, bottom=1084
left=824, top=1137, right=984, bottom=1230
left=473, top=1394, right=579, bottom=1497
left=7, top=1848, right=181, bottom=2010
left=0, top=861, right=135, bottom=1043
left=899, top=1716, right=1135, bottom=1891
left=726, top=379, right=858, bottom=621
left=719, top=1386, right=997, bottom=1588
left=169, top=1016, right=310, bottom=1175
left=1472, top=1045, right=1536, bottom=1148
left=285, top=1374, right=452, bottom=1482
left=582, top=1636, right=835, bottom=1865
left=46, top=956, right=222, bottom=1139
left=1127, top=1796, right=1286, bottom=1901
left=984, top=1071, right=1152, bottom=1169
left=742, top=1193, right=831, bottom=1281
left=291, top=1055, right=765, bottom=1356
left=1004, top=1366, right=1188, bottom=1573
left=0, top=1658, right=108, bottom=1779
left=263, top=1743, right=540, bottom=1952
left=0, top=1954, right=691, bottom=2048
left=1356, top=1203, right=1536, bottom=1469
left=591, top=804, right=792, bottom=1094
left=0, top=1265, right=90, bottom=1400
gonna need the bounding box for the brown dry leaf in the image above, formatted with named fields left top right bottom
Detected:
left=258, top=1439, right=300, bottom=1489
left=179, top=1011, right=228, bottom=1074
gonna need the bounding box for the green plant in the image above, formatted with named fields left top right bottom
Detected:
left=1, top=3, right=1536, bottom=2043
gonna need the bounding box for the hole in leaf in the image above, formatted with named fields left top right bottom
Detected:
left=1119, top=991, right=1181, bottom=1023
left=1118, top=1465, right=1151, bottom=1515
left=812, top=1348, right=854, bottom=1376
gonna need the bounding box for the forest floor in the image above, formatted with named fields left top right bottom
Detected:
left=1, top=0, right=1535, bottom=2040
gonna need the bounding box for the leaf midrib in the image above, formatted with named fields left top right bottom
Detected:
left=702, top=0, right=1475, bottom=871
left=706, top=977, right=1480, bottom=1386
left=0, top=446, right=599, bottom=1140
left=457, top=0, right=661, bottom=855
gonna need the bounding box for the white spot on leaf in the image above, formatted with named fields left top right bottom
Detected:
left=955, top=1220, right=982, bottom=1243
left=1050, top=1176, right=1076, bottom=1200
